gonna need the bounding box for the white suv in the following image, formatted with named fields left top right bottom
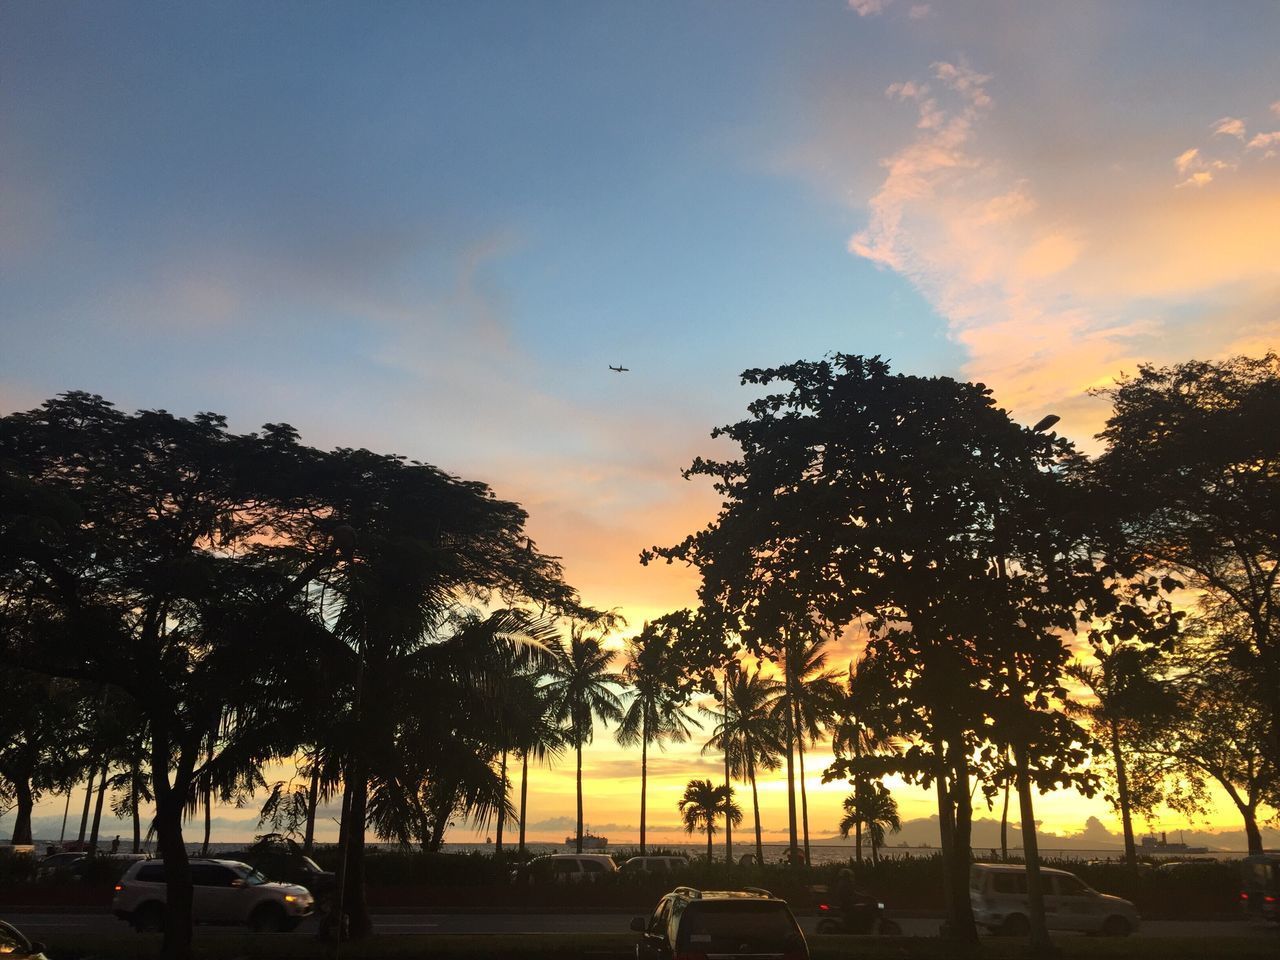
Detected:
left=969, top=863, right=1139, bottom=937
left=113, top=858, right=314, bottom=933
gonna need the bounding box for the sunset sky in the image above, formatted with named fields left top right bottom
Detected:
left=3, top=1, right=1279, bottom=848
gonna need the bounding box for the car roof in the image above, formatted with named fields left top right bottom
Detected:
left=130, top=857, right=248, bottom=870
left=972, top=863, right=1074, bottom=877
left=669, top=886, right=783, bottom=902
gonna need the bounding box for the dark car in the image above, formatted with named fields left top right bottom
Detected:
left=1240, top=853, right=1280, bottom=923
left=0, top=920, right=49, bottom=959
left=234, top=836, right=335, bottom=904
left=630, top=886, right=808, bottom=960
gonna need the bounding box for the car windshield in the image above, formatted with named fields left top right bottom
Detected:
left=678, top=901, right=801, bottom=952
left=301, top=857, right=323, bottom=872
left=235, top=865, right=270, bottom=885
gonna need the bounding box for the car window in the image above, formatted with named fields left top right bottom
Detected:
left=137, top=863, right=166, bottom=883
left=190, top=864, right=237, bottom=887
left=992, top=872, right=1027, bottom=895
left=1053, top=875, right=1088, bottom=896
left=678, top=902, right=801, bottom=953
left=582, top=860, right=607, bottom=873
left=234, top=864, right=270, bottom=885
left=552, top=860, right=578, bottom=875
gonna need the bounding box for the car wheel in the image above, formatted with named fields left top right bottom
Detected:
left=999, top=913, right=1030, bottom=937
left=878, top=919, right=903, bottom=936
left=1101, top=915, right=1132, bottom=937
left=133, top=902, right=165, bottom=933
left=816, top=919, right=839, bottom=935
left=248, top=903, right=289, bottom=933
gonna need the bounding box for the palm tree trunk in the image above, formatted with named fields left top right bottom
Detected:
left=88, top=767, right=108, bottom=853
left=706, top=821, right=713, bottom=862
left=783, top=686, right=799, bottom=866
left=303, top=764, right=320, bottom=857
left=855, top=808, right=863, bottom=867
left=202, top=792, right=212, bottom=856
left=518, top=753, right=529, bottom=856
left=575, top=737, right=584, bottom=854
left=58, top=785, right=72, bottom=844
left=748, top=754, right=763, bottom=867
left=795, top=697, right=810, bottom=866
left=77, top=765, right=97, bottom=844
left=870, top=825, right=880, bottom=865
left=723, top=670, right=732, bottom=864
left=640, top=726, right=649, bottom=855
left=495, top=747, right=507, bottom=853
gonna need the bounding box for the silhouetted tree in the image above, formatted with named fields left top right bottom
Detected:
left=617, top=616, right=700, bottom=854
left=650, top=356, right=1142, bottom=947
left=839, top=781, right=901, bottom=864
left=1092, top=355, right=1280, bottom=790
left=678, top=778, right=742, bottom=863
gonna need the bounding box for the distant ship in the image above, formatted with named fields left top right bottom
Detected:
left=566, top=832, right=608, bottom=850
left=1140, top=831, right=1209, bottom=854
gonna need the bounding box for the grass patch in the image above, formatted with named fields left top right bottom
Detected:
left=34, top=933, right=1280, bottom=960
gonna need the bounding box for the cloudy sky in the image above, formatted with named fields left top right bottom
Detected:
left=3, top=0, right=1278, bottom=847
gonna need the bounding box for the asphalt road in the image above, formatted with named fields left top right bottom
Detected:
left=7, top=912, right=1279, bottom=939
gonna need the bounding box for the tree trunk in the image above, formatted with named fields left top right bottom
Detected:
left=150, top=728, right=193, bottom=960
left=855, top=814, right=863, bottom=867
left=748, top=754, right=763, bottom=867
left=131, top=764, right=142, bottom=854
left=934, top=750, right=956, bottom=929
left=495, top=747, right=507, bottom=853
left=518, top=753, right=529, bottom=856
left=88, top=768, right=108, bottom=854
left=303, top=765, right=320, bottom=857
left=782, top=670, right=799, bottom=866
left=723, top=672, right=732, bottom=864
left=1013, top=739, right=1051, bottom=952
left=795, top=698, right=810, bottom=866
left=343, top=775, right=372, bottom=939
left=77, top=765, right=97, bottom=844
left=1000, top=777, right=1010, bottom=862
left=9, top=778, right=33, bottom=845
left=870, top=825, right=879, bottom=865
left=706, top=822, right=713, bottom=863
left=575, top=738, right=584, bottom=854
left=1243, top=807, right=1264, bottom=856
left=201, top=793, right=212, bottom=857
left=947, top=744, right=979, bottom=945
left=640, top=725, right=649, bottom=855
left=59, top=785, right=72, bottom=844
left=1109, top=719, right=1137, bottom=869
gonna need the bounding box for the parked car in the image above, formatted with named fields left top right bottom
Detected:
left=112, top=858, right=314, bottom=933
left=231, top=836, right=335, bottom=904
left=630, top=886, right=809, bottom=960
left=0, top=920, right=48, bottom=959
left=1239, top=853, right=1280, bottom=923
left=510, top=853, right=618, bottom=885
left=35, top=851, right=86, bottom=881
left=620, top=855, right=689, bottom=875
left=969, top=863, right=1139, bottom=937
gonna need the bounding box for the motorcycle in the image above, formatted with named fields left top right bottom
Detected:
left=813, top=886, right=902, bottom=935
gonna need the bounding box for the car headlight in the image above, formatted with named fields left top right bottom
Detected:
left=284, top=894, right=297, bottom=902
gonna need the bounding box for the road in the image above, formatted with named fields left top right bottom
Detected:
left=7, top=911, right=1278, bottom=939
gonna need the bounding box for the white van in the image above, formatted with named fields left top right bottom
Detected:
left=969, top=863, right=1139, bottom=937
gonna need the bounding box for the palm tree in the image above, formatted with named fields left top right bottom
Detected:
left=546, top=626, right=623, bottom=853
left=512, top=682, right=565, bottom=856
left=678, top=778, right=742, bottom=862
left=616, top=624, right=699, bottom=854
left=775, top=630, right=841, bottom=865
left=829, top=652, right=894, bottom=866
left=839, top=782, right=901, bottom=864
left=702, top=665, right=785, bottom=867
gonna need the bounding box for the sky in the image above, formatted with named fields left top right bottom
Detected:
left=3, top=0, right=1279, bottom=848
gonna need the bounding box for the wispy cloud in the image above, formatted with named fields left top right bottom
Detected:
left=848, top=0, right=893, bottom=16
left=844, top=60, right=1280, bottom=438
left=1212, top=116, right=1246, bottom=139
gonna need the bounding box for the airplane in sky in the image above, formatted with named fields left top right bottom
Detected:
left=608, top=364, right=629, bottom=372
